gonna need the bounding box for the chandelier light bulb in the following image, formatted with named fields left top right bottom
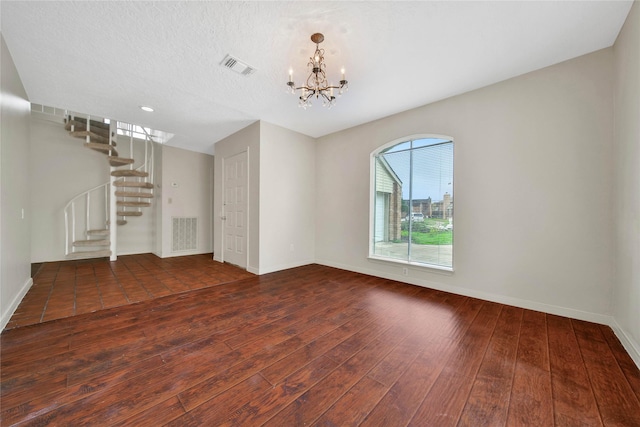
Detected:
left=286, top=33, right=349, bottom=109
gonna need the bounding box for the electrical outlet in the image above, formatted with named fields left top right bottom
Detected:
left=402, top=267, right=408, bottom=276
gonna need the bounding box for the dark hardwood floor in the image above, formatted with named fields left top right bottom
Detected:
left=1, top=255, right=639, bottom=426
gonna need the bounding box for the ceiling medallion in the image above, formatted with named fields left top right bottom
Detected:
left=287, top=33, right=348, bottom=109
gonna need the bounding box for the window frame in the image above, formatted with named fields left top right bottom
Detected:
left=368, top=134, right=455, bottom=272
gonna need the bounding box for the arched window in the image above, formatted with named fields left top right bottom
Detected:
left=371, top=136, right=454, bottom=270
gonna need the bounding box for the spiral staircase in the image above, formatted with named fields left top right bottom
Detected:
left=63, top=112, right=155, bottom=260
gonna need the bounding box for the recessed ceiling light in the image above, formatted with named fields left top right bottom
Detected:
left=140, top=106, right=154, bottom=112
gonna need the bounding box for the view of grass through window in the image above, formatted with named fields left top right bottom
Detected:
left=372, top=137, right=453, bottom=268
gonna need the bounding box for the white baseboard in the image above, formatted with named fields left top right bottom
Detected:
left=215, top=259, right=316, bottom=275
left=210, top=255, right=257, bottom=274
left=1, top=277, right=33, bottom=331
left=610, top=318, right=640, bottom=370
left=155, top=250, right=213, bottom=259
left=316, top=259, right=613, bottom=326
left=117, top=249, right=154, bottom=257
left=255, top=259, right=316, bottom=276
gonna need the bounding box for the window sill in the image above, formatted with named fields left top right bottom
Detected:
left=367, top=255, right=454, bottom=275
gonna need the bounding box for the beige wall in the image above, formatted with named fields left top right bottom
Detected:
left=259, top=122, right=316, bottom=274
left=316, top=48, right=614, bottom=323
left=159, top=145, right=214, bottom=257
left=612, top=1, right=640, bottom=365
left=1, top=34, right=32, bottom=329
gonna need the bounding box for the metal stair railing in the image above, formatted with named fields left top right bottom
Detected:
left=64, top=183, right=109, bottom=256
left=65, top=111, right=117, bottom=156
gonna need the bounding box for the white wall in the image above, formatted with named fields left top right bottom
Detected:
left=612, top=1, right=640, bottom=366
left=213, top=121, right=260, bottom=272
left=259, top=122, right=316, bottom=274
left=159, top=145, right=214, bottom=257
left=29, top=116, right=107, bottom=261
left=1, top=34, right=32, bottom=329
left=316, top=48, right=614, bottom=323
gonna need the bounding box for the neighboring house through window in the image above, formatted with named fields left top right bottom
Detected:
left=371, top=136, right=454, bottom=270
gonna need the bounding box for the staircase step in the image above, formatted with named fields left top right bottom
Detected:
left=113, top=180, right=154, bottom=189
left=85, top=142, right=118, bottom=157
left=106, top=220, right=128, bottom=226
left=65, top=116, right=110, bottom=131
left=66, top=249, right=112, bottom=260
left=109, top=156, right=135, bottom=167
left=115, top=191, right=153, bottom=198
left=65, top=121, right=110, bottom=138
left=73, top=239, right=110, bottom=247
left=111, top=170, right=149, bottom=178
left=70, top=131, right=112, bottom=145
left=117, top=211, right=143, bottom=217
left=87, top=229, right=109, bottom=236
left=117, top=201, right=151, bottom=207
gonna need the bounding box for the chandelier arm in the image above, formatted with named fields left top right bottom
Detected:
left=300, top=89, right=316, bottom=102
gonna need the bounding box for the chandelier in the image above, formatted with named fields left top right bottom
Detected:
left=287, top=33, right=348, bottom=109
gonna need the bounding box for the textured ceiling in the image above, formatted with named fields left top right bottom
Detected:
left=1, top=1, right=633, bottom=154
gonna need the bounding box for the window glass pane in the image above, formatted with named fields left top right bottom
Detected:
left=372, top=137, right=453, bottom=269
left=409, top=143, right=453, bottom=267
left=373, top=150, right=409, bottom=261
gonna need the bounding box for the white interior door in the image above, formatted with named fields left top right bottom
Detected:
left=223, top=151, right=248, bottom=268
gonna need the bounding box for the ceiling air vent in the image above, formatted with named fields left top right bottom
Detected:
left=221, top=54, right=256, bottom=76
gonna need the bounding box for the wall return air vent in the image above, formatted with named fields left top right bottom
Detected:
left=172, top=217, right=198, bottom=252
left=221, top=54, right=256, bottom=76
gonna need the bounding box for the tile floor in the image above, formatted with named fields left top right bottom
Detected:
left=6, top=253, right=253, bottom=329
